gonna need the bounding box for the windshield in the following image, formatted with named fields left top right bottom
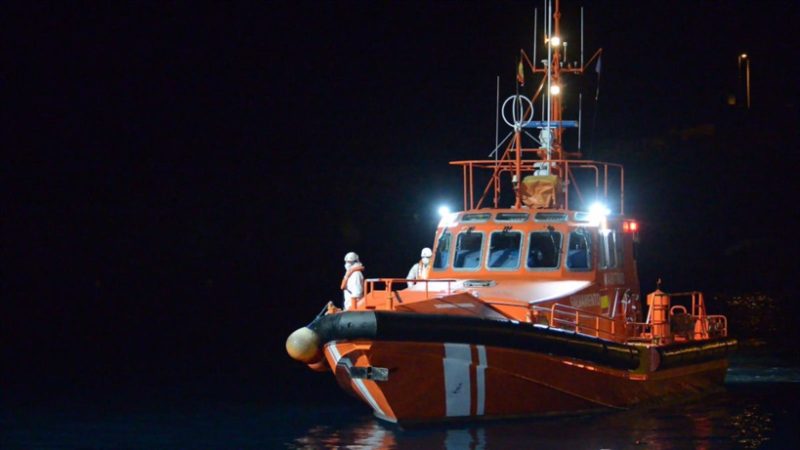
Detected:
left=453, top=231, right=484, bottom=270
left=488, top=230, right=522, bottom=269
left=566, top=228, right=592, bottom=270
left=528, top=231, right=562, bottom=269
left=433, top=231, right=451, bottom=270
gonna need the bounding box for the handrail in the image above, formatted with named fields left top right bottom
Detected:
left=449, top=158, right=624, bottom=213
left=357, top=283, right=728, bottom=340
left=706, top=315, right=728, bottom=337
left=547, top=303, right=620, bottom=340
left=360, top=278, right=456, bottom=310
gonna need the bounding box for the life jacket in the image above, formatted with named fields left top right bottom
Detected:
left=340, top=264, right=364, bottom=291
left=417, top=260, right=431, bottom=279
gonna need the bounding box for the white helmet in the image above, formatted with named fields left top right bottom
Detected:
left=420, top=247, right=433, bottom=258
left=344, top=251, right=359, bottom=263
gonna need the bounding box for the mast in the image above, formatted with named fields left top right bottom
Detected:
left=552, top=0, right=563, bottom=161
left=467, top=0, right=608, bottom=212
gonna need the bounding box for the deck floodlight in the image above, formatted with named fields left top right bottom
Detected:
left=589, top=202, right=611, bottom=217
left=550, top=36, right=561, bottom=47
left=550, top=85, right=561, bottom=96
left=437, top=205, right=457, bottom=228
left=589, top=202, right=611, bottom=229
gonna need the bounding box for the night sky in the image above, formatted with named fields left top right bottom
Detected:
left=5, top=1, right=800, bottom=405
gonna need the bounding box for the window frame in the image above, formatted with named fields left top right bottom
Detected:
left=534, top=212, right=568, bottom=222
left=432, top=231, right=452, bottom=271
left=525, top=230, right=563, bottom=271
left=598, top=230, right=614, bottom=269
left=452, top=230, right=486, bottom=272
left=460, top=213, right=492, bottom=223
left=598, top=229, right=625, bottom=270
left=566, top=228, right=593, bottom=272
left=485, top=229, right=523, bottom=271
left=494, top=212, right=529, bottom=223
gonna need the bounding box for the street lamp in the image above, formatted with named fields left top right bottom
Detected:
left=738, top=53, right=750, bottom=109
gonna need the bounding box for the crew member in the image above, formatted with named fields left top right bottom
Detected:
left=341, top=252, right=364, bottom=310
left=406, top=247, right=432, bottom=286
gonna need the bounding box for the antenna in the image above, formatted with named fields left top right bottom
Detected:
left=495, top=75, right=500, bottom=162
left=545, top=0, right=552, bottom=161
left=533, top=8, right=537, bottom=69
left=578, top=93, right=582, bottom=151
left=580, top=7, right=584, bottom=68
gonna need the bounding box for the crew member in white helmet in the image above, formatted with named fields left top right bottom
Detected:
left=406, top=247, right=432, bottom=286
left=341, top=251, right=364, bottom=310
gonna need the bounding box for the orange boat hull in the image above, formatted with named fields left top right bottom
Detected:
left=324, top=340, right=729, bottom=423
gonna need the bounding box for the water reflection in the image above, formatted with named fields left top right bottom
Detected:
left=730, top=405, right=773, bottom=449
left=294, top=421, right=396, bottom=449
left=290, top=392, right=782, bottom=450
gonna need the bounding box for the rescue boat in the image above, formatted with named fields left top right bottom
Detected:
left=286, top=2, right=736, bottom=424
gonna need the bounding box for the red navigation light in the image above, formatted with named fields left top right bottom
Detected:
left=623, top=221, right=639, bottom=233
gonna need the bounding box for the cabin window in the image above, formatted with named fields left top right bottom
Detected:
left=534, top=212, right=568, bottom=222
left=433, top=231, right=451, bottom=270
left=453, top=231, right=484, bottom=270
left=487, top=230, right=522, bottom=270
left=527, top=231, right=562, bottom=269
left=566, top=229, right=592, bottom=270
left=460, top=213, right=491, bottom=223
left=599, top=230, right=625, bottom=269
left=573, top=212, right=591, bottom=222
left=495, top=213, right=529, bottom=223
left=599, top=230, right=614, bottom=268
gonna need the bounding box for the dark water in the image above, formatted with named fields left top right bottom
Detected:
left=3, top=351, right=799, bottom=449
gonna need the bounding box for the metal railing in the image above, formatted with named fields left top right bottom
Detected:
left=356, top=278, right=456, bottom=310
left=449, top=158, right=625, bottom=214
left=666, top=291, right=728, bottom=339
left=354, top=282, right=728, bottom=341
left=706, top=315, right=728, bottom=338
left=531, top=303, right=623, bottom=341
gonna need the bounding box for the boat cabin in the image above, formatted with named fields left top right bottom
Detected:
left=429, top=208, right=639, bottom=288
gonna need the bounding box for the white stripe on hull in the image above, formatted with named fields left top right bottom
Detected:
left=476, top=345, right=487, bottom=415
left=330, top=341, right=491, bottom=420
left=443, top=343, right=472, bottom=416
